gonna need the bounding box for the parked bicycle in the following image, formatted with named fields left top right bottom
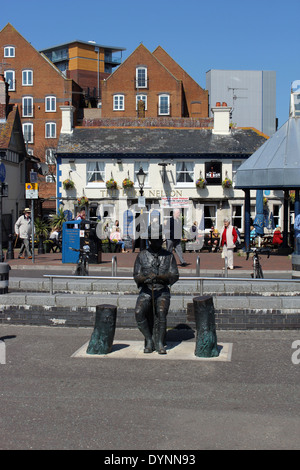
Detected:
left=246, top=247, right=270, bottom=279
left=70, top=245, right=90, bottom=276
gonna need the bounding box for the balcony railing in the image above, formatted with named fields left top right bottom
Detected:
left=105, top=55, right=122, bottom=65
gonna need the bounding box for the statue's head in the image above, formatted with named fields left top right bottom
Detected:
left=148, top=224, right=164, bottom=253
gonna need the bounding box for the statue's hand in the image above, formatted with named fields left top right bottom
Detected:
left=145, top=272, right=157, bottom=284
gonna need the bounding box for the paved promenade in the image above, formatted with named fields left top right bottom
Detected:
left=6, top=248, right=293, bottom=275
left=0, top=325, right=299, bottom=450
left=2, top=248, right=299, bottom=331
left=1, top=250, right=299, bottom=450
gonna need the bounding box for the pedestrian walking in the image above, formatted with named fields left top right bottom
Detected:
left=219, top=218, right=237, bottom=269
left=14, top=208, right=33, bottom=259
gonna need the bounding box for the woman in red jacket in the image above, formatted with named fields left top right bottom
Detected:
left=272, top=227, right=283, bottom=246
left=219, top=218, right=238, bottom=269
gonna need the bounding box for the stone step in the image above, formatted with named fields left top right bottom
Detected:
left=8, top=277, right=300, bottom=296
left=0, top=291, right=299, bottom=330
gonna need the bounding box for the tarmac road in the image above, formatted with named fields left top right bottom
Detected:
left=0, top=325, right=299, bottom=450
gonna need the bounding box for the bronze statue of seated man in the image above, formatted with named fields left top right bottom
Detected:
left=133, top=224, right=179, bottom=354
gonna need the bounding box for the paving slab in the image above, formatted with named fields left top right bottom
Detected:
left=72, top=340, right=233, bottom=362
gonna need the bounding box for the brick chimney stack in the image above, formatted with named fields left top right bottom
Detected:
left=0, top=74, right=9, bottom=122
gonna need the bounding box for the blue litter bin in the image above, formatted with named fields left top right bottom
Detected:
left=62, top=220, right=82, bottom=264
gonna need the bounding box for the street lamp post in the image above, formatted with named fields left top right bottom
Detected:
left=136, top=167, right=146, bottom=251
left=136, top=167, right=146, bottom=196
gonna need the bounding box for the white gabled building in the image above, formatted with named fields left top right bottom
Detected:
left=56, top=103, right=276, bottom=237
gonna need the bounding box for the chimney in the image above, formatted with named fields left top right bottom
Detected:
left=0, top=74, right=9, bottom=122
left=211, top=102, right=232, bottom=135
left=60, top=101, right=75, bottom=134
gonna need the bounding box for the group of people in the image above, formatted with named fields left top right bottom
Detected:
left=14, top=204, right=283, bottom=268
left=250, top=224, right=283, bottom=246
left=102, top=219, right=129, bottom=253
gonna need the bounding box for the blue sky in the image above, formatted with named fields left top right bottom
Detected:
left=1, top=0, right=297, bottom=128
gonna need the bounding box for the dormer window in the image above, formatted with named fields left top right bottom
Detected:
left=136, top=67, right=147, bottom=88
left=4, top=46, right=15, bottom=57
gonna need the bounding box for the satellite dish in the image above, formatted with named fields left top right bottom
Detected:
left=37, top=163, right=49, bottom=176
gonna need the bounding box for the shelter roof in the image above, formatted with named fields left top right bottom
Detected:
left=235, top=118, right=300, bottom=189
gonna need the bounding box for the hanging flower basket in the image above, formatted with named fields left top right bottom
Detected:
left=63, top=179, right=75, bottom=190
left=195, top=178, right=207, bottom=189
left=222, top=178, right=232, bottom=189
left=106, top=178, right=118, bottom=189
left=122, top=178, right=134, bottom=189
left=290, top=191, right=295, bottom=203
left=77, top=196, right=89, bottom=206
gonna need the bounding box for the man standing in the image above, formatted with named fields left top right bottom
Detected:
left=15, top=208, right=33, bottom=259
left=165, top=208, right=187, bottom=266
left=219, top=218, right=238, bottom=270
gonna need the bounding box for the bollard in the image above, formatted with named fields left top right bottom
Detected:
left=224, top=255, right=228, bottom=278
left=6, top=234, right=14, bottom=260
left=193, top=295, right=219, bottom=358
left=196, top=255, right=200, bottom=277
left=0, top=340, right=6, bottom=364
left=86, top=304, right=117, bottom=355
left=0, top=263, right=10, bottom=294
left=112, top=256, right=117, bottom=276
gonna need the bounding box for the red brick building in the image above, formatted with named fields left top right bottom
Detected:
left=40, top=40, right=125, bottom=108
left=0, top=23, right=82, bottom=214
left=101, top=44, right=208, bottom=119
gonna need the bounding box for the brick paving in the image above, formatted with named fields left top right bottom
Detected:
left=6, top=248, right=292, bottom=272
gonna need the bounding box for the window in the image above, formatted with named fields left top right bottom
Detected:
left=4, top=70, right=15, bottom=91
left=86, top=161, right=105, bottom=184
left=136, top=67, right=147, bottom=88
left=45, top=122, right=56, bottom=138
left=134, top=161, right=149, bottom=186
left=204, top=205, right=217, bottom=230
left=6, top=150, right=19, bottom=163
left=22, top=70, right=33, bottom=86
left=101, top=204, right=115, bottom=227
left=45, top=96, right=56, bottom=112
left=232, top=160, right=242, bottom=186
left=23, top=123, right=33, bottom=143
left=45, top=175, right=56, bottom=183
left=136, top=94, right=147, bottom=110
left=22, top=97, right=33, bottom=117
left=113, top=94, right=124, bottom=111
left=45, top=149, right=56, bottom=164
left=4, top=46, right=15, bottom=57
left=232, top=204, right=243, bottom=230
left=158, top=94, right=170, bottom=115
left=176, top=161, right=194, bottom=184
left=273, top=204, right=281, bottom=228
